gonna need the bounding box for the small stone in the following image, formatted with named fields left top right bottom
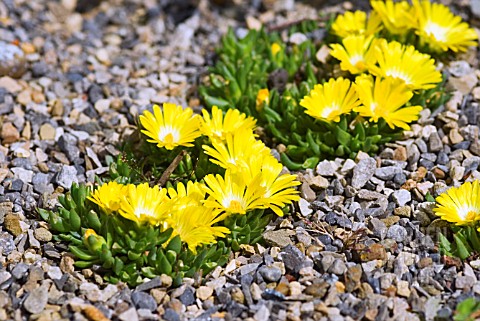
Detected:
left=329, top=259, right=347, bottom=275
left=375, top=166, right=402, bottom=180
left=352, top=157, right=376, bottom=189
left=300, top=182, right=316, bottom=202
left=179, top=286, right=195, bottom=306
left=34, top=228, right=52, bottom=242
left=60, top=255, right=75, bottom=273
left=47, top=266, right=63, bottom=280
left=310, top=175, right=329, bottom=190
left=289, top=281, right=303, bottom=296
left=131, top=291, right=157, bottom=312
left=449, top=129, right=463, bottom=144
left=289, top=32, right=308, bottom=45
left=54, top=165, right=78, bottom=189
left=24, top=286, right=48, bottom=314
left=0, top=76, right=22, bottom=92
left=392, top=189, right=411, bottom=207
left=429, top=132, right=443, bottom=152
left=394, top=206, right=411, bottom=218
left=393, top=147, right=407, bottom=161
left=449, top=73, right=478, bottom=95
left=118, top=308, right=139, bottom=321
left=0, top=43, right=26, bottom=78
left=360, top=243, right=387, bottom=261
left=4, top=214, right=22, bottom=236
left=94, top=99, right=111, bottom=113
left=1, top=123, right=20, bottom=144
left=263, top=229, right=294, bottom=248
left=386, top=225, right=407, bottom=243
left=259, top=266, right=282, bottom=282
left=316, top=160, right=336, bottom=176
left=397, top=280, right=411, bottom=297
left=39, top=123, right=56, bottom=140
left=96, top=49, right=110, bottom=65
left=254, top=304, right=270, bottom=321
left=298, top=198, right=313, bottom=216
left=196, top=286, right=213, bottom=301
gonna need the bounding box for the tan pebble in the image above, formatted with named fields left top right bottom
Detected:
left=21, top=121, right=31, bottom=140
left=393, top=146, right=407, bottom=161
left=82, top=305, right=109, bottom=321
left=196, top=286, right=213, bottom=301
left=1, top=123, right=20, bottom=144
left=39, top=123, right=56, bottom=140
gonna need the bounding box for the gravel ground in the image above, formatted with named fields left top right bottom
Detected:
left=1, top=0, right=480, bottom=320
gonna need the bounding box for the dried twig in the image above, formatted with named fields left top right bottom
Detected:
left=158, top=150, right=187, bottom=186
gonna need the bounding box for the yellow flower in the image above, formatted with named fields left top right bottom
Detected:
left=434, top=180, right=480, bottom=225
left=330, top=35, right=379, bottom=74
left=369, top=40, right=442, bottom=90
left=202, top=130, right=269, bottom=173
left=119, top=183, right=169, bottom=225
left=256, top=88, right=270, bottom=112
left=331, top=10, right=382, bottom=38
left=201, top=106, right=256, bottom=142
left=354, top=75, right=423, bottom=130
left=83, top=229, right=106, bottom=252
left=140, top=103, right=201, bottom=150
left=87, top=181, right=128, bottom=214
left=370, top=0, right=415, bottom=35
left=300, top=77, right=360, bottom=122
left=167, top=206, right=229, bottom=253
left=202, top=171, right=265, bottom=215
left=412, top=0, right=478, bottom=52
left=250, top=155, right=300, bottom=217
left=271, top=43, right=281, bottom=56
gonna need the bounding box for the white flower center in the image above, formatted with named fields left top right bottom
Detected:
left=321, top=105, right=338, bottom=119
left=458, top=206, right=480, bottom=221
left=158, top=126, right=180, bottom=144
left=134, top=204, right=156, bottom=218
left=222, top=194, right=245, bottom=212
left=349, top=54, right=364, bottom=67
left=424, top=21, right=447, bottom=42
left=386, top=68, right=412, bottom=85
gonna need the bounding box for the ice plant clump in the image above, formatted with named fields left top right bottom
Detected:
left=354, top=75, right=423, bottom=130
left=140, top=103, right=201, bottom=150
left=412, top=0, right=478, bottom=52
left=300, top=77, right=360, bottom=122
left=434, top=181, right=480, bottom=225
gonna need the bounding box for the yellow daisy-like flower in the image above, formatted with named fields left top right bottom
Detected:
left=201, top=106, right=256, bottom=142
left=271, top=43, right=281, bottom=56
left=202, top=130, right=269, bottom=173
left=119, top=183, right=169, bottom=225
left=412, top=0, right=478, bottom=52
left=331, top=10, right=383, bottom=38
left=202, top=171, right=265, bottom=215
left=300, top=77, right=360, bottom=122
left=167, top=206, right=229, bottom=253
left=87, top=181, right=128, bottom=214
left=330, top=35, right=379, bottom=74
left=370, top=0, right=414, bottom=35
left=434, top=180, right=480, bottom=225
left=369, top=40, right=442, bottom=90
left=354, top=75, right=423, bottom=130
left=250, top=155, right=300, bottom=217
left=140, top=103, right=201, bottom=150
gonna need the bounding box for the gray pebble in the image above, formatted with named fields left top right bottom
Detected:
left=387, top=225, right=408, bottom=242
left=351, top=157, right=376, bottom=189
left=259, top=265, right=282, bottom=282
left=131, top=291, right=157, bottom=312
left=23, top=286, right=48, bottom=314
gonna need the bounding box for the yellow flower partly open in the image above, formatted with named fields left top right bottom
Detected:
left=330, top=35, right=379, bottom=74
left=119, top=183, right=169, bottom=225
left=202, top=171, right=265, bottom=215
left=256, top=88, right=270, bottom=112
left=370, top=0, right=414, bottom=35
left=300, top=77, right=360, bottom=122
left=201, top=106, right=256, bottom=142
left=354, top=75, right=423, bottom=130
left=331, top=10, right=382, bottom=38
left=202, top=129, right=269, bottom=173
left=434, top=180, right=480, bottom=225
left=412, top=0, right=478, bottom=52
left=167, top=206, right=229, bottom=253
left=140, top=103, right=201, bottom=150
left=369, top=40, right=442, bottom=90
left=87, top=181, right=128, bottom=214
left=271, top=43, right=282, bottom=56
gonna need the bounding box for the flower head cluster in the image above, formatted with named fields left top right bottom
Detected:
left=300, top=74, right=422, bottom=130
left=88, top=181, right=229, bottom=252
left=101, top=104, right=300, bottom=251
left=201, top=112, right=300, bottom=217
left=434, top=180, right=480, bottom=226
left=332, top=1, right=478, bottom=53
